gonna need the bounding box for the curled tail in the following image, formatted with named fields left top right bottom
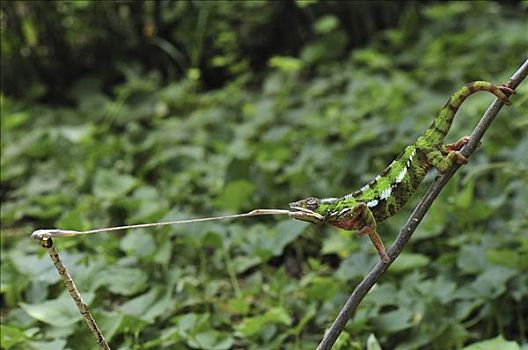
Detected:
left=425, top=81, right=514, bottom=144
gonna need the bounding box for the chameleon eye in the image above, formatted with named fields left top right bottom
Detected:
left=306, top=197, right=318, bottom=210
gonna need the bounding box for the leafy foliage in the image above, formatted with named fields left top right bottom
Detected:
left=1, top=1, right=527, bottom=349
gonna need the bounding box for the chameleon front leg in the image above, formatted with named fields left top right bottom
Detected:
left=354, top=203, right=391, bottom=263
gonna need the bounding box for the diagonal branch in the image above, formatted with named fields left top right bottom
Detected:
left=317, top=58, right=528, bottom=350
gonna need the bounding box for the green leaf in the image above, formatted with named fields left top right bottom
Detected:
left=119, top=230, right=157, bottom=258
left=21, top=18, right=37, bottom=46
left=366, top=333, right=383, bottom=350
left=455, top=178, right=475, bottom=209
left=457, top=245, right=487, bottom=274
left=470, top=266, right=516, bottom=299
left=290, top=304, right=316, bottom=336
left=187, top=330, right=234, bottom=350
left=413, top=203, right=446, bottom=240
left=96, top=311, right=124, bottom=342
left=236, top=307, right=292, bottom=337
left=120, top=287, right=171, bottom=322
left=57, top=125, right=91, bottom=143
left=270, top=220, right=309, bottom=256
left=336, top=252, right=376, bottom=281
left=268, top=56, right=303, bottom=73
left=213, top=180, right=255, bottom=211
left=390, top=253, right=431, bottom=273
left=3, top=111, right=29, bottom=130
left=20, top=292, right=94, bottom=328
left=486, top=249, right=528, bottom=270
left=373, top=308, right=413, bottom=333
left=27, top=339, right=67, bottom=350
left=56, top=206, right=88, bottom=231
left=333, top=331, right=352, bottom=350
left=103, top=267, right=148, bottom=296
left=321, top=231, right=359, bottom=256
left=314, top=15, right=339, bottom=34
left=303, top=276, right=340, bottom=301
left=295, top=0, right=318, bottom=8
left=226, top=297, right=250, bottom=315
left=92, top=169, right=137, bottom=200
left=174, top=313, right=211, bottom=336
left=0, top=325, right=27, bottom=349
left=462, top=336, right=520, bottom=350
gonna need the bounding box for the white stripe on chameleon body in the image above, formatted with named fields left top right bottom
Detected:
left=367, top=199, right=379, bottom=207
left=395, top=167, right=407, bottom=183
left=339, top=208, right=351, bottom=216
left=380, top=186, right=392, bottom=200
left=406, top=148, right=416, bottom=167
left=321, top=197, right=338, bottom=204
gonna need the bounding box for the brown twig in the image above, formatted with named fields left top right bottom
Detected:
left=317, top=58, right=528, bottom=350
left=44, top=240, right=111, bottom=350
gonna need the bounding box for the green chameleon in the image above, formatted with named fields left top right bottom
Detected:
left=289, top=81, right=514, bottom=263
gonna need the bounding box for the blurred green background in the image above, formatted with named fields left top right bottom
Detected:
left=1, top=1, right=527, bottom=349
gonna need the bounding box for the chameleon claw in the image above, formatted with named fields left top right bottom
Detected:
left=497, top=85, right=515, bottom=105
left=459, top=135, right=470, bottom=144
left=452, top=151, right=468, bottom=165
left=380, top=251, right=391, bottom=264
left=499, top=85, right=516, bottom=95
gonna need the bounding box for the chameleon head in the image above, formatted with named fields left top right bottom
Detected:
left=289, top=196, right=320, bottom=212
left=289, top=197, right=325, bottom=223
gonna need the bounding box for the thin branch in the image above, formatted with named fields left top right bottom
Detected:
left=317, top=58, right=528, bottom=350
left=45, top=240, right=111, bottom=350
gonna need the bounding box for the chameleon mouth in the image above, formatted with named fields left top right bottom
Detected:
left=288, top=204, right=310, bottom=212
left=288, top=204, right=324, bottom=223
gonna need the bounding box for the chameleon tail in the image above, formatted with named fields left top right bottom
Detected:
left=425, top=81, right=513, bottom=145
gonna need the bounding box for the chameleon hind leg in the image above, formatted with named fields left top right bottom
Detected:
left=354, top=203, right=391, bottom=263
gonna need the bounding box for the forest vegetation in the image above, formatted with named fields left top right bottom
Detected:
left=1, top=1, right=527, bottom=349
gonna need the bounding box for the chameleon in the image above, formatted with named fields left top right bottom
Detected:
left=288, top=81, right=514, bottom=263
